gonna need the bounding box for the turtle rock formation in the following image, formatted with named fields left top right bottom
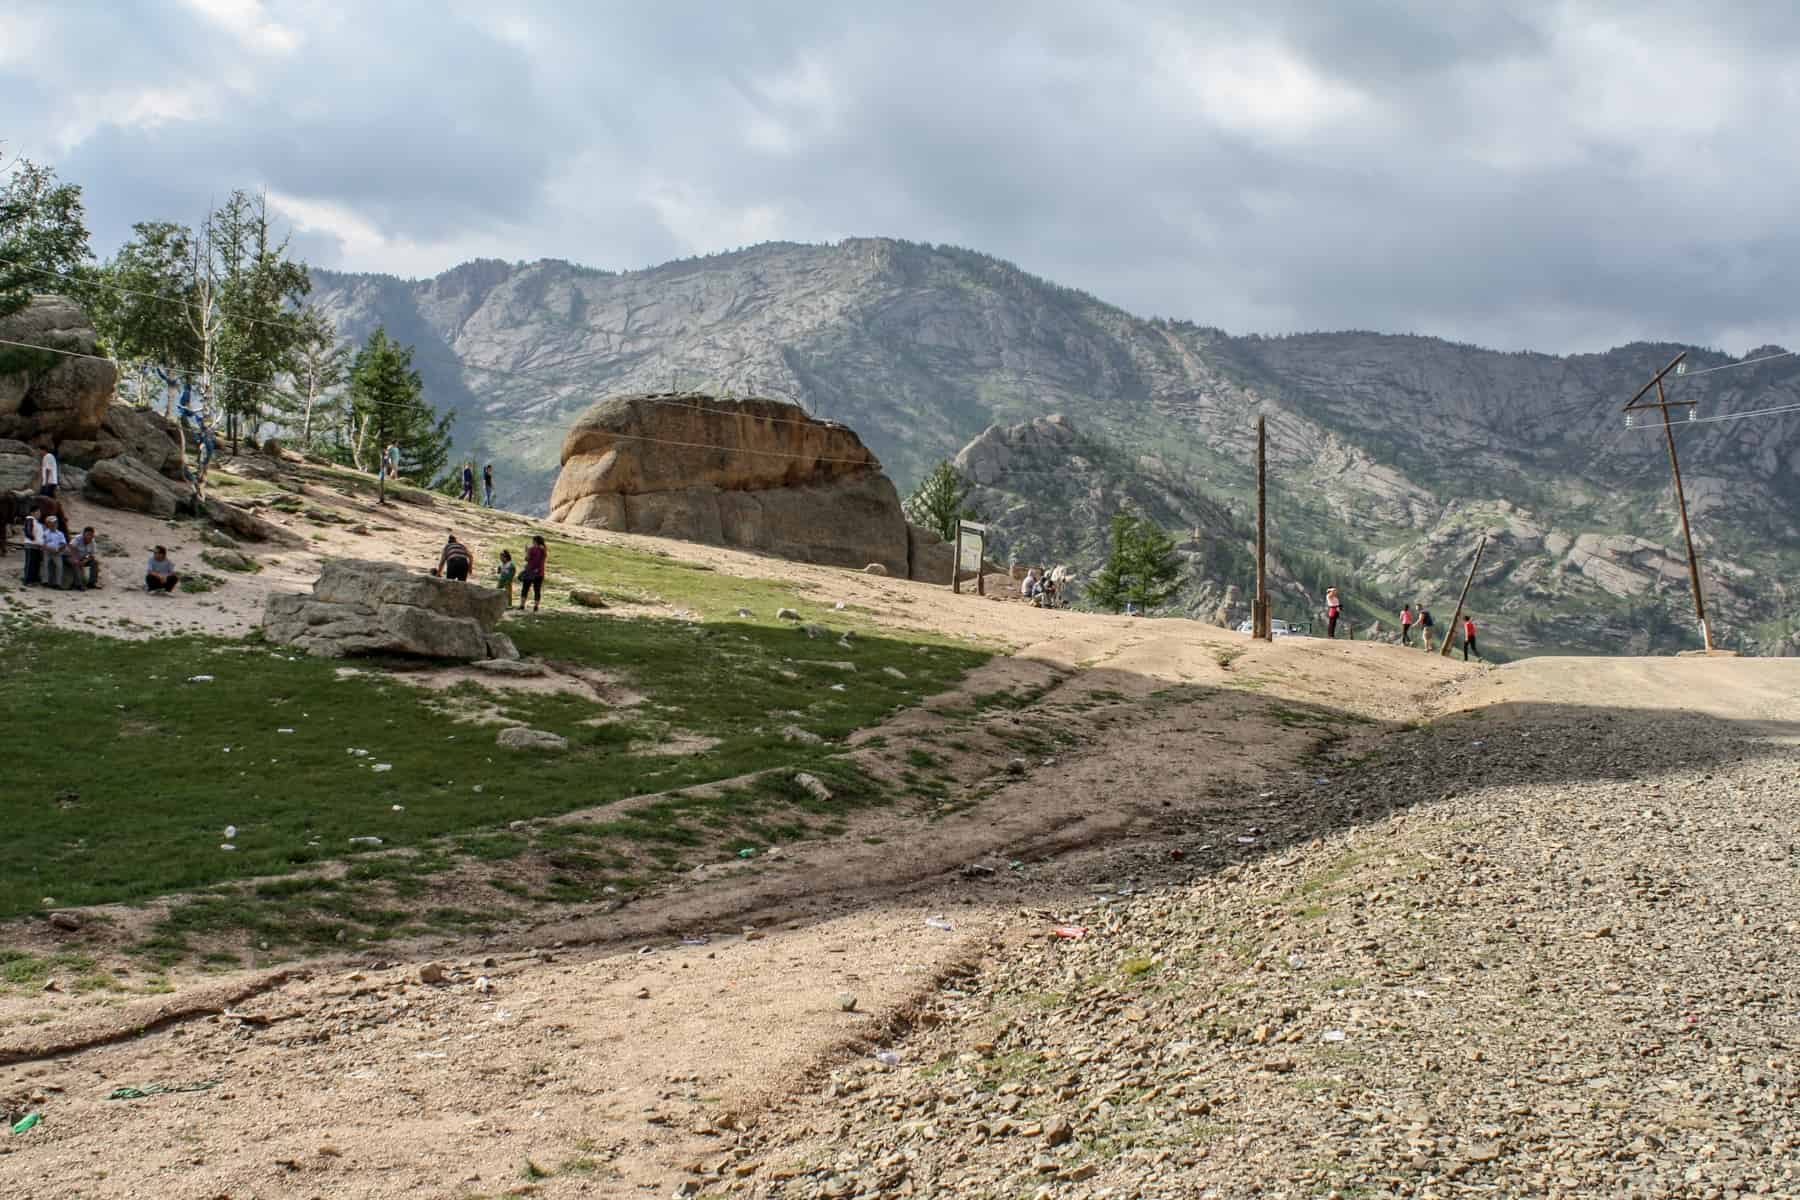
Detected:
left=264, top=559, right=519, bottom=661
left=549, top=393, right=949, bottom=579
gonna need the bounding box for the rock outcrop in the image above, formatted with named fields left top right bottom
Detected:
left=61, top=405, right=187, bottom=481
left=0, top=296, right=115, bottom=445
left=264, top=559, right=518, bottom=660
left=550, top=393, right=935, bottom=579
left=84, top=454, right=184, bottom=517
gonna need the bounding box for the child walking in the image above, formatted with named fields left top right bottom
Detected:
left=494, top=549, right=517, bottom=607
left=1462, top=614, right=1481, bottom=662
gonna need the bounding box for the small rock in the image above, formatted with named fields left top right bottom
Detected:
left=634, top=986, right=651, bottom=1000
left=1006, top=758, right=1029, bottom=776
left=776, top=608, right=801, bottom=621
left=496, top=727, right=569, bottom=751
left=47, top=911, right=81, bottom=932
left=569, top=589, right=610, bottom=609
left=836, top=993, right=859, bottom=1013
left=419, top=962, right=448, bottom=985
left=863, top=563, right=887, bottom=576
left=793, top=772, right=833, bottom=803
left=470, top=658, right=545, bottom=678
left=781, top=725, right=824, bottom=746
left=1043, top=1115, right=1073, bottom=1146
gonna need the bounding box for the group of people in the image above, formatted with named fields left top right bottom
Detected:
left=434, top=530, right=547, bottom=611
left=1324, top=587, right=1482, bottom=660
left=458, top=460, right=496, bottom=506
left=1020, top=564, right=1066, bottom=608
left=15, top=448, right=181, bottom=594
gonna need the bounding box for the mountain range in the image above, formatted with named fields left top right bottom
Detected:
left=310, top=238, right=1800, bottom=656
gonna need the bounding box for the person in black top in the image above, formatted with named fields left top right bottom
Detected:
left=437, top=533, right=473, bottom=582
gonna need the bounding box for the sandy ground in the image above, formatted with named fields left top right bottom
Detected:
left=4, top=456, right=1796, bottom=1198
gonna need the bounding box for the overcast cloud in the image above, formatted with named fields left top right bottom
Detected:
left=4, top=0, right=1798, bottom=353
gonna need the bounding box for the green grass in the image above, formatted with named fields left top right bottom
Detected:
left=0, top=610, right=988, bottom=951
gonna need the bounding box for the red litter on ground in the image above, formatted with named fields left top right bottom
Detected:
left=1050, top=925, right=1088, bottom=940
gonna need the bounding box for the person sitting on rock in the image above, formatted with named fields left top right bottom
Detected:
left=40, top=516, right=68, bottom=589
left=145, top=545, right=180, bottom=594
left=437, top=533, right=473, bottom=582
left=68, top=526, right=100, bottom=590
left=1020, top=566, right=1042, bottom=601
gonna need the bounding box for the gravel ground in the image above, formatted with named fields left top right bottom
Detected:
left=719, top=706, right=1800, bottom=1199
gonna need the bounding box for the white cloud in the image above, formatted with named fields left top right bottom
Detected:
left=180, top=0, right=301, bottom=54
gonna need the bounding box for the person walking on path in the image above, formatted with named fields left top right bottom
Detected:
left=519, top=535, right=547, bottom=612
left=38, top=448, right=58, bottom=498
left=482, top=463, right=495, bottom=506
left=1462, top=614, right=1481, bottom=662
left=1416, top=605, right=1434, bottom=650
left=459, top=460, right=475, bottom=502
left=384, top=443, right=400, bottom=481
left=437, top=533, right=473, bottom=582
left=1398, top=603, right=1414, bottom=647
left=494, top=549, right=517, bottom=607
left=1325, top=586, right=1342, bottom=639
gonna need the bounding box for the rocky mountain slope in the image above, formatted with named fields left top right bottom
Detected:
left=310, top=240, right=1800, bottom=655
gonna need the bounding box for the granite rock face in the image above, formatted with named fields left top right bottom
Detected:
left=549, top=393, right=922, bottom=578
left=0, top=296, right=115, bottom=445
left=264, top=559, right=515, bottom=660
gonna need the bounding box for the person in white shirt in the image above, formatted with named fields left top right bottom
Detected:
left=40, top=516, right=68, bottom=588
left=38, top=448, right=59, bottom=498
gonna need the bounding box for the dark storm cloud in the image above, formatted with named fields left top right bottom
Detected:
left=5, top=0, right=1798, bottom=352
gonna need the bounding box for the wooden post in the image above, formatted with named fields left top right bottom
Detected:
left=1439, top=534, right=1487, bottom=656
left=1622, top=351, right=1711, bottom=650
left=1254, top=415, right=1270, bottom=639
left=1654, top=377, right=1712, bottom=650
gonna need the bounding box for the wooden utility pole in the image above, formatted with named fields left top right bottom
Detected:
left=1254, top=415, right=1270, bottom=639
left=1623, top=351, right=1712, bottom=650
left=1439, top=534, right=1488, bottom=656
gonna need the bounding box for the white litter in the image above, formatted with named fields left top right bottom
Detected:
left=371, top=763, right=392, bottom=773
left=188, top=675, right=214, bottom=683
left=1322, top=1029, right=1348, bottom=1043
left=391, top=804, right=404, bottom=812
left=224, top=825, right=237, bottom=839
left=277, top=727, right=294, bottom=734
left=349, top=836, right=384, bottom=846
left=219, top=843, right=236, bottom=852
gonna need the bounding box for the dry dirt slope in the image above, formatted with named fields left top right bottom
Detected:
left=0, top=460, right=1796, bottom=1198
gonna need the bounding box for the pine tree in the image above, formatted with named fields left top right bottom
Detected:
left=273, top=307, right=347, bottom=449
left=904, top=459, right=975, bottom=542
left=1087, top=511, right=1185, bottom=613
left=347, top=328, right=453, bottom=494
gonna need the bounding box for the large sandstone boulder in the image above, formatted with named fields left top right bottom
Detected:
left=907, top=523, right=957, bottom=585
left=84, top=454, right=184, bottom=517
left=264, top=559, right=516, bottom=660
left=549, top=393, right=913, bottom=577
left=0, top=296, right=115, bottom=445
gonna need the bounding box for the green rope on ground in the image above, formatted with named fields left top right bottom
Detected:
left=106, top=1080, right=220, bottom=1101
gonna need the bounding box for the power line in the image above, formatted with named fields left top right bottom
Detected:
left=1628, top=399, right=1800, bottom=428
left=0, top=335, right=881, bottom=465
left=6, top=255, right=831, bottom=430
left=1669, top=348, right=1797, bottom=380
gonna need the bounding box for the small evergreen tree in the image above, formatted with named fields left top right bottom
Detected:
left=346, top=327, right=453, bottom=490
left=904, top=459, right=975, bottom=542
left=1088, top=511, right=1185, bottom=613
left=273, top=306, right=348, bottom=448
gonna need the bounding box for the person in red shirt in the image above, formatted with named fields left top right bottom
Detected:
left=1462, top=615, right=1480, bottom=662
left=1398, top=604, right=1414, bottom=646
left=519, top=534, right=548, bottom=612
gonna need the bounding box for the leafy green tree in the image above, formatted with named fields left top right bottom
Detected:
left=0, top=158, right=92, bottom=317
left=1088, top=511, right=1185, bottom=613
left=904, top=459, right=975, bottom=542
left=347, top=327, right=453, bottom=495
left=90, top=221, right=200, bottom=405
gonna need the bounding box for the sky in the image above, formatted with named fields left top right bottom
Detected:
left=3, top=0, right=1798, bottom=355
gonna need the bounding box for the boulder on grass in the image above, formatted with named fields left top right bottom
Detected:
left=570, top=589, right=610, bottom=608
left=264, top=559, right=512, bottom=660
left=496, top=727, right=568, bottom=751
